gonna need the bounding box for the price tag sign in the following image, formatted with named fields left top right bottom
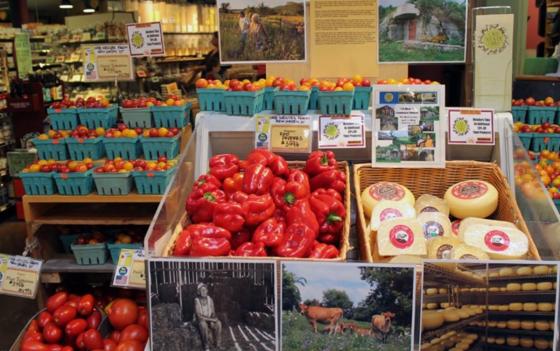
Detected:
left=126, top=22, right=165, bottom=57
left=318, top=112, right=366, bottom=149
left=84, top=44, right=134, bottom=82
left=448, top=108, right=495, bottom=145
left=0, top=255, right=42, bottom=299
left=255, top=115, right=312, bottom=153
left=112, top=249, right=146, bottom=290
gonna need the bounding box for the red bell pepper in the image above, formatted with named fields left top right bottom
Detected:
left=209, top=154, right=239, bottom=180
left=309, top=193, right=346, bottom=234
left=186, top=185, right=226, bottom=223
left=286, top=199, right=319, bottom=235
left=243, top=163, right=274, bottom=195
left=312, top=188, right=342, bottom=202
left=213, top=201, right=245, bottom=233
left=229, top=191, right=249, bottom=204
left=310, top=169, right=346, bottom=193
left=191, top=237, right=231, bottom=257
left=270, top=170, right=310, bottom=211
left=173, top=224, right=232, bottom=256
left=274, top=223, right=315, bottom=258
left=318, top=232, right=339, bottom=245
left=309, top=242, right=339, bottom=259
left=305, top=151, right=337, bottom=176
left=270, top=177, right=287, bottom=209
left=246, top=149, right=289, bottom=177
left=242, top=194, right=276, bottom=226
left=233, top=242, right=267, bottom=257
left=253, top=217, right=285, bottom=247
left=231, top=229, right=251, bottom=249
left=193, top=174, right=221, bottom=191
left=223, top=172, right=244, bottom=196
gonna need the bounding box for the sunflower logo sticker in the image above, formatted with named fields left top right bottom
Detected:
left=478, top=24, right=508, bottom=55
left=453, top=118, right=469, bottom=136
left=323, top=123, right=340, bottom=140
left=131, top=32, right=144, bottom=49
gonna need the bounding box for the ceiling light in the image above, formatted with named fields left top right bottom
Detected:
left=59, top=0, right=73, bottom=9
left=83, top=1, right=95, bottom=13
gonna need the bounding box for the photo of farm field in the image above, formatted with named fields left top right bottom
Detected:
left=281, top=262, right=415, bottom=351
left=218, top=0, right=306, bottom=63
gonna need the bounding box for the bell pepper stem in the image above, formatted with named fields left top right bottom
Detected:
left=203, top=192, right=216, bottom=202
left=284, top=192, right=295, bottom=205
left=327, top=214, right=342, bottom=223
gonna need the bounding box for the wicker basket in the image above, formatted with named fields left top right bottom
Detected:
left=161, top=161, right=351, bottom=261
left=353, top=161, right=539, bottom=262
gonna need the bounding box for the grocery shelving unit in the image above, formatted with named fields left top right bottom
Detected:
left=422, top=314, right=485, bottom=341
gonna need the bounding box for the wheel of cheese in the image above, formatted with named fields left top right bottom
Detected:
left=427, top=236, right=462, bottom=259
left=509, top=303, right=523, bottom=311
left=442, top=309, right=460, bottom=323
left=426, top=303, right=438, bottom=310
left=507, top=283, right=521, bottom=291
left=361, top=182, right=414, bottom=218
left=369, top=200, right=416, bottom=231
left=500, top=287, right=507, bottom=292
left=489, top=287, right=500, bottom=292
left=377, top=218, right=427, bottom=256
left=535, top=320, right=550, bottom=331
left=489, top=272, right=499, bottom=278
left=415, top=194, right=450, bottom=216
left=457, top=309, right=469, bottom=319
left=440, top=302, right=450, bottom=308
left=495, top=337, right=505, bottom=345
left=549, top=321, right=554, bottom=329
left=497, top=321, right=507, bottom=328
left=488, top=305, right=499, bottom=310
left=422, top=310, right=444, bottom=330
left=507, top=320, right=521, bottom=329
left=537, top=302, right=553, bottom=312
left=426, top=288, right=438, bottom=296
left=537, top=282, right=553, bottom=291
left=499, top=267, right=514, bottom=276
left=421, top=343, right=431, bottom=351
left=521, top=320, right=535, bottom=330
left=388, top=255, right=423, bottom=264
left=430, top=337, right=442, bottom=345
left=459, top=224, right=529, bottom=259
left=458, top=218, right=516, bottom=238
left=444, top=180, right=498, bottom=219
left=534, top=265, right=550, bottom=275
left=507, top=336, right=520, bottom=346
left=438, top=288, right=447, bottom=294
left=520, top=337, right=534, bottom=348
left=523, top=302, right=538, bottom=312
left=534, top=338, right=549, bottom=350
left=487, top=337, right=496, bottom=344
left=449, top=244, right=490, bottom=260
left=552, top=266, right=557, bottom=273
left=417, top=212, right=452, bottom=239
left=498, top=305, right=509, bottom=311
left=517, top=266, right=533, bottom=275
left=522, top=282, right=537, bottom=291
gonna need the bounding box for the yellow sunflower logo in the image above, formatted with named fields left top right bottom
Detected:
left=131, top=32, right=144, bottom=49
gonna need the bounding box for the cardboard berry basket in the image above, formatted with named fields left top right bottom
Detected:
left=353, top=161, right=540, bottom=262
left=161, top=161, right=351, bottom=261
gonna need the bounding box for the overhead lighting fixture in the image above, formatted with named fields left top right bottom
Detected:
left=59, top=0, right=73, bottom=9
left=83, top=1, right=95, bottom=13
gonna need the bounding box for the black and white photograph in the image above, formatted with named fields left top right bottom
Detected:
left=148, top=259, right=278, bottom=351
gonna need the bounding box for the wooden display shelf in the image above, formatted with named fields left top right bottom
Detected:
left=468, top=326, right=553, bottom=338
left=41, top=257, right=116, bottom=283
left=424, top=263, right=487, bottom=287
left=488, top=311, right=555, bottom=318
left=488, top=274, right=557, bottom=282
left=421, top=314, right=484, bottom=341
left=485, top=345, right=552, bottom=351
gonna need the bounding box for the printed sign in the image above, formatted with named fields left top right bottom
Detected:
left=14, top=33, right=32, bottom=78
left=372, top=85, right=446, bottom=167
left=318, top=113, right=366, bottom=149
left=448, top=108, right=495, bottom=145
left=255, top=115, right=312, bottom=153
left=83, top=44, right=134, bottom=82
left=126, top=22, right=165, bottom=57
left=112, top=249, right=146, bottom=290
left=0, top=254, right=42, bottom=299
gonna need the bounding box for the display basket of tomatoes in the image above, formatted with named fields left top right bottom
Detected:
left=33, top=138, right=68, bottom=161
left=318, top=91, right=354, bottom=115
left=197, top=89, right=225, bottom=112
left=352, top=86, right=373, bottom=110
left=107, top=243, right=143, bottom=263
left=93, top=171, right=133, bottom=195
left=527, top=106, right=557, bottom=125
left=120, top=107, right=153, bottom=128
left=103, top=138, right=142, bottom=160
left=54, top=170, right=94, bottom=195
left=47, top=108, right=79, bottom=130
left=308, top=86, right=319, bottom=110
left=532, top=134, right=560, bottom=153
left=71, top=242, right=108, bottom=265
left=263, top=87, right=276, bottom=110
left=67, top=137, right=105, bottom=160
left=151, top=104, right=191, bottom=128
left=273, top=90, right=311, bottom=115
left=223, top=89, right=264, bottom=116
left=132, top=167, right=176, bottom=195
left=19, top=171, right=56, bottom=195
left=511, top=106, right=528, bottom=123
left=517, top=133, right=533, bottom=150
left=78, top=106, right=118, bottom=129
left=140, top=135, right=180, bottom=160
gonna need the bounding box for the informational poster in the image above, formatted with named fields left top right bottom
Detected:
left=310, top=0, right=378, bottom=77
left=474, top=14, right=513, bottom=112
left=255, top=114, right=312, bottom=153
left=126, top=22, right=165, bottom=57
left=0, top=254, right=42, bottom=299
left=378, top=0, right=467, bottom=63
left=112, top=249, right=146, bottom=290
left=14, top=33, right=32, bottom=78
left=83, top=44, right=134, bottom=82
left=448, top=108, right=495, bottom=145
left=372, top=85, right=446, bottom=167
left=318, top=113, right=366, bottom=149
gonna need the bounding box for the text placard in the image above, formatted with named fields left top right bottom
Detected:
left=112, top=249, right=146, bottom=290
left=448, top=108, right=495, bottom=145
left=318, top=113, right=366, bottom=149
left=126, top=22, right=165, bottom=57
left=84, top=44, right=134, bottom=82
left=255, top=115, right=312, bottom=153
left=0, top=255, right=42, bottom=299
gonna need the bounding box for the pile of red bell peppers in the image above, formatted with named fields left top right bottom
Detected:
left=174, top=150, right=347, bottom=258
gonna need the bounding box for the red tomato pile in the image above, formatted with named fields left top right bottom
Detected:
left=20, top=293, right=148, bottom=351
left=174, top=149, right=347, bottom=259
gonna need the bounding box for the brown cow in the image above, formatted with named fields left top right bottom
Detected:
left=352, top=326, right=372, bottom=337
left=371, top=312, right=395, bottom=343
left=299, top=303, right=343, bottom=335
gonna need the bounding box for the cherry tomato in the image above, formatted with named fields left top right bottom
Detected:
left=119, top=324, right=148, bottom=344
left=103, top=339, right=117, bottom=351
left=136, top=308, right=148, bottom=329
left=87, top=310, right=102, bottom=330
left=115, top=340, right=144, bottom=351
left=78, top=294, right=95, bottom=316
left=65, top=319, right=88, bottom=337
left=53, top=305, right=77, bottom=327
left=109, top=331, right=121, bottom=343
left=47, top=345, right=63, bottom=351
left=83, top=329, right=104, bottom=350
left=43, top=322, right=63, bottom=344
left=20, top=340, right=49, bottom=351
left=38, top=311, right=53, bottom=329
left=47, top=292, right=68, bottom=313
left=107, top=299, right=138, bottom=330
left=75, top=333, right=85, bottom=350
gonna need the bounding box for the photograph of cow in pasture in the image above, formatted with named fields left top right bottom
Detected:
left=281, top=262, right=416, bottom=351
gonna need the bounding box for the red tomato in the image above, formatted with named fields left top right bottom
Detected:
left=61, top=346, right=74, bottom=351
left=109, top=331, right=121, bottom=343
left=78, top=294, right=95, bottom=316
left=20, top=340, right=49, bottom=351
left=107, top=299, right=138, bottom=330
left=43, top=322, right=63, bottom=344
left=47, top=345, right=63, bottom=351
left=64, top=300, right=79, bottom=310
left=115, top=340, right=143, bottom=351
left=87, top=310, right=102, bottom=330
left=27, top=320, right=40, bottom=333
left=136, top=308, right=148, bottom=330
left=23, top=330, right=43, bottom=343
left=83, top=329, right=104, bottom=350
left=103, top=339, right=117, bottom=351
left=47, top=292, right=68, bottom=313
left=65, top=319, right=88, bottom=337
left=53, top=306, right=77, bottom=327
left=75, top=332, right=85, bottom=350
left=120, top=324, right=148, bottom=344
left=38, top=311, right=54, bottom=329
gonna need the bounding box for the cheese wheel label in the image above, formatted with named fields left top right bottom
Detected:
left=423, top=221, right=444, bottom=239
left=380, top=208, right=403, bottom=222
left=420, top=206, right=439, bottom=213
left=437, top=244, right=453, bottom=259
left=451, top=220, right=461, bottom=235
left=369, top=182, right=405, bottom=201
left=452, top=181, right=488, bottom=200
left=484, top=230, right=510, bottom=252
left=390, top=225, right=414, bottom=249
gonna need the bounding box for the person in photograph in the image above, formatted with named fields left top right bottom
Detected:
left=238, top=11, right=250, bottom=53
left=250, top=13, right=268, bottom=51
left=194, top=283, right=223, bottom=351
left=424, top=134, right=434, bottom=147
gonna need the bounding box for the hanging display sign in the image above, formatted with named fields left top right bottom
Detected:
left=448, top=108, right=495, bottom=145
left=371, top=85, right=446, bottom=167
left=0, top=254, right=42, bottom=299
left=126, top=22, right=165, bottom=57
left=14, top=32, right=32, bottom=78
left=112, top=249, right=146, bottom=290
left=318, top=112, right=366, bottom=149
left=255, top=114, right=312, bottom=153
left=83, top=44, right=134, bottom=82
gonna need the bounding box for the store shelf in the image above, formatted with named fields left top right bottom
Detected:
left=485, top=344, right=552, bottom=351
left=155, top=57, right=205, bottom=64
left=489, top=274, right=557, bottom=282
left=488, top=311, right=555, bottom=317
left=24, top=193, right=162, bottom=204
left=163, top=31, right=215, bottom=35
left=468, top=326, right=553, bottom=337
left=422, top=314, right=485, bottom=341
left=42, top=257, right=115, bottom=274
left=424, top=263, right=487, bottom=287
left=487, top=291, right=557, bottom=297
